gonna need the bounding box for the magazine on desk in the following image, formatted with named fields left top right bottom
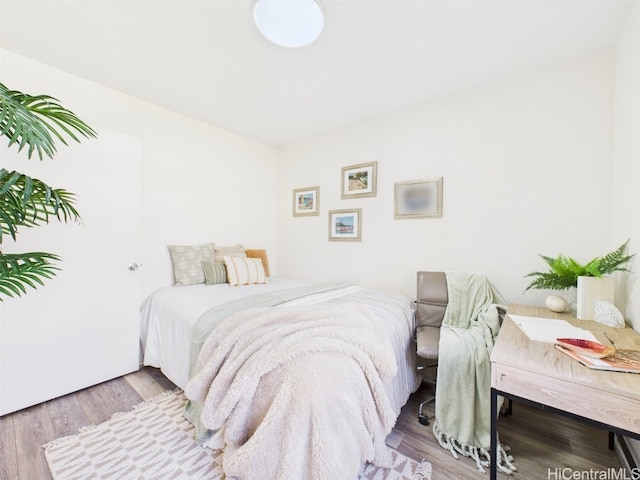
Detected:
left=555, top=344, right=640, bottom=374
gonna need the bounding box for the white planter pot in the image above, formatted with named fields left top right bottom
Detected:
left=576, top=276, right=615, bottom=320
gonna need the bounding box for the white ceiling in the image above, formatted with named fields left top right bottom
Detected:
left=0, top=0, right=635, bottom=146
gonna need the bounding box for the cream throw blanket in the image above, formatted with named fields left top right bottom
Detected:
left=184, top=303, right=398, bottom=480
left=432, top=271, right=516, bottom=474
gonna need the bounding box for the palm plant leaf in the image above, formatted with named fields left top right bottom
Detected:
left=0, top=252, right=61, bottom=300
left=0, top=168, right=80, bottom=244
left=0, top=82, right=96, bottom=160
left=0, top=81, right=96, bottom=301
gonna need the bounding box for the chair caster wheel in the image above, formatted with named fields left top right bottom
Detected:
left=418, top=414, right=429, bottom=426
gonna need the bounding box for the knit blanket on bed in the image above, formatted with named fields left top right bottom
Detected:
left=432, top=271, right=516, bottom=474
left=184, top=302, right=399, bottom=480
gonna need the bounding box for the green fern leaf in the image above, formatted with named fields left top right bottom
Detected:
left=524, top=240, right=635, bottom=292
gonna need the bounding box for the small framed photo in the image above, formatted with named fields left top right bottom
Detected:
left=293, top=186, right=320, bottom=216
left=341, top=161, right=377, bottom=199
left=328, top=208, right=362, bottom=242
left=394, top=178, right=443, bottom=219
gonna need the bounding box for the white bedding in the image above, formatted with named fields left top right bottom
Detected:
left=139, top=278, right=419, bottom=417
left=140, top=277, right=309, bottom=388
left=186, top=303, right=400, bottom=480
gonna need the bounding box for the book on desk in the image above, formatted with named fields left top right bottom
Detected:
left=555, top=345, right=640, bottom=373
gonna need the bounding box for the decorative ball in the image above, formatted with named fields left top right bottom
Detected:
left=545, top=295, right=568, bottom=313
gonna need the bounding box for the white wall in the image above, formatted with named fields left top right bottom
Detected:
left=1, top=47, right=622, bottom=313
left=277, top=53, right=615, bottom=305
left=612, top=2, right=640, bottom=467
left=1, top=50, right=279, bottom=300
left=613, top=3, right=640, bottom=334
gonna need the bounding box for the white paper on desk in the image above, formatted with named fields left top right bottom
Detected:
left=509, top=314, right=599, bottom=343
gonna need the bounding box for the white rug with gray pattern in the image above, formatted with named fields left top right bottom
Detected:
left=44, top=389, right=432, bottom=480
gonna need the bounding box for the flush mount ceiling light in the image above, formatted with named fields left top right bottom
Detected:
left=253, top=0, right=324, bottom=48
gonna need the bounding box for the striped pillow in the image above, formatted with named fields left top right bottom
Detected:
left=223, top=256, right=268, bottom=287
left=202, top=260, right=227, bottom=285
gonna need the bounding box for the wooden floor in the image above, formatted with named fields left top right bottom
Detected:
left=0, top=367, right=623, bottom=480
left=396, top=383, right=622, bottom=480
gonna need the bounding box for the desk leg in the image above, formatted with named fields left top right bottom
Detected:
left=490, top=388, right=498, bottom=480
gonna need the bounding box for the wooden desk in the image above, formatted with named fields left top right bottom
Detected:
left=490, top=304, right=640, bottom=480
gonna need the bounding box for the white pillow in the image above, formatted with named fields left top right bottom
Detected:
left=214, top=244, right=246, bottom=263
left=224, top=256, right=268, bottom=287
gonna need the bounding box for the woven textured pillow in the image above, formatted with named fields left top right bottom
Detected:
left=168, top=243, right=215, bottom=286
left=202, top=260, right=227, bottom=285
left=245, top=249, right=270, bottom=277
left=224, top=256, right=268, bottom=287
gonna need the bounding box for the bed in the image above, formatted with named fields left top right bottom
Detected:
left=140, top=277, right=419, bottom=480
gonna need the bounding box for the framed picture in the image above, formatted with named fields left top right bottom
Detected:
left=328, top=208, right=362, bottom=242
left=394, top=178, right=443, bottom=219
left=341, top=161, right=377, bottom=199
left=293, top=186, right=320, bottom=216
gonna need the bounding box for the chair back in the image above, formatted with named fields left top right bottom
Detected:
left=415, top=271, right=448, bottom=329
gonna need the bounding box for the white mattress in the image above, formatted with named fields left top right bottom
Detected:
left=139, top=278, right=419, bottom=416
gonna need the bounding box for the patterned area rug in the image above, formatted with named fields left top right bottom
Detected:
left=44, top=389, right=432, bottom=480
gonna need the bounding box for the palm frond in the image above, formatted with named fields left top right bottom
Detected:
left=0, top=168, right=80, bottom=243
left=0, top=82, right=96, bottom=160
left=0, top=82, right=95, bottom=301
left=0, top=252, right=61, bottom=300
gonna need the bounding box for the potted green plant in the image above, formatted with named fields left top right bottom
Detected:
left=0, top=82, right=96, bottom=300
left=524, top=240, right=634, bottom=319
